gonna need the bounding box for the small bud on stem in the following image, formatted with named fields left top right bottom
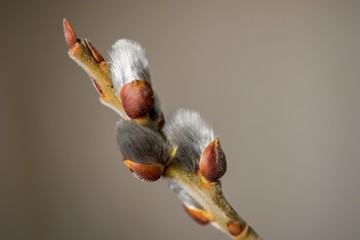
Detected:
left=84, top=39, right=105, bottom=63
left=199, top=138, right=227, bottom=182
left=183, top=205, right=213, bottom=225
left=120, top=80, right=155, bottom=119
left=227, top=220, right=247, bottom=237
left=123, top=160, right=164, bottom=182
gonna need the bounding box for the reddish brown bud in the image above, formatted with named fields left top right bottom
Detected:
left=183, top=205, right=213, bottom=225
left=226, top=220, right=247, bottom=236
left=84, top=39, right=105, bottom=63
left=123, top=160, right=163, bottom=182
left=63, top=18, right=78, bottom=48
left=199, top=138, right=227, bottom=182
left=120, top=80, right=154, bottom=119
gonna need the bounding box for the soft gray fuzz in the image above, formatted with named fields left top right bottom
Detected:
left=163, top=109, right=215, bottom=170
left=116, top=119, right=170, bottom=165
left=109, top=39, right=152, bottom=96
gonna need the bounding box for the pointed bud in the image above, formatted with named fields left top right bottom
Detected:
left=119, top=80, right=154, bottom=119
left=123, top=160, right=164, bottom=182
left=63, top=18, right=78, bottom=48
left=226, top=220, right=247, bottom=237
left=84, top=39, right=105, bottom=63
left=183, top=205, right=213, bottom=225
left=199, top=138, right=227, bottom=182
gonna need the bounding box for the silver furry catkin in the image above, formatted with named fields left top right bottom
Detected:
left=116, top=119, right=171, bottom=165
left=163, top=109, right=216, bottom=171
left=109, top=39, right=162, bottom=127
left=109, top=39, right=151, bottom=93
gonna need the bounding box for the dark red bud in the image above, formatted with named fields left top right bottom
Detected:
left=120, top=80, right=154, bottom=119
left=199, top=138, right=227, bottom=182
left=123, top=160, right=163, bottom=182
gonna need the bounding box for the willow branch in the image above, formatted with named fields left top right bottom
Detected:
left=63, top=18, right=263, bottom=240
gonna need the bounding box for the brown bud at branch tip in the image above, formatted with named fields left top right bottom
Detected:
left=63, top=18, right=78, bottom=48
left=183, top=205, right=213, bottom=225
left=199, top=138, right=227, bottom=182
left=123, top=160, right=163, bottom=182
left=120, top=80, right=154, bottom=119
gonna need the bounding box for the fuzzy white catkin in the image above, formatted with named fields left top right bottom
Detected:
left=116, top=119, right=171, bottom=165
left=109, top=39, right=152, bottom=96
left=164, top=109, right=215, bottom=170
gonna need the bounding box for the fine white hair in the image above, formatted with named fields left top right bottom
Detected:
left=163, top=109, right=215, bottom=170
left=116, top=119, right=171, bottom=165
left=109, top=39, right=151, bottom=95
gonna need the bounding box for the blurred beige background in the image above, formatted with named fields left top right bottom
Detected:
left=1, top=1, right=360, bottom=239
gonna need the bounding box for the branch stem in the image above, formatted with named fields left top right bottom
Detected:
left=164, top=164, right=262, bottom=240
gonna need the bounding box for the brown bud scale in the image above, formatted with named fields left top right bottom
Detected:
left=84, top=39, right=105, bottom=63
left=63, top=18, right=78, bottom=48
left=183, top=205, right=213, bottom=225
left=120, top=80, right=154, bottom=119
left=227, top=220, right=247, bottom=236
left=199, top=138, right=227, bottom=182
left=123, top=160, right=163, bottom=182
